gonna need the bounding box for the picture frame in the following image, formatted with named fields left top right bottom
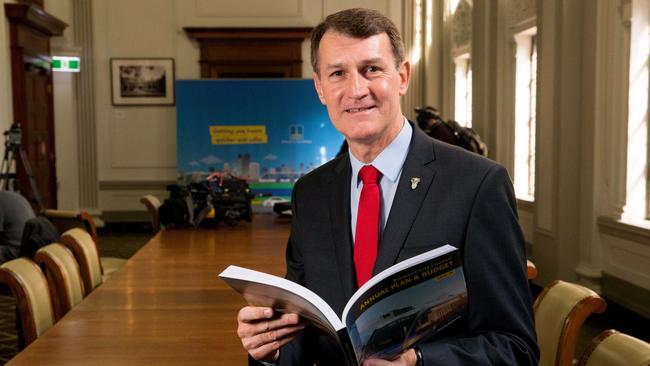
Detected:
left=110, top=58, right=175, bottom=106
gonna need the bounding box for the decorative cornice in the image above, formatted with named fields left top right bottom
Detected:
left=4, top=3, right=67, bottom=36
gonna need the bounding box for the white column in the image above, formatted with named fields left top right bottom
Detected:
left=471, top=0, right=497, bottom=158
left=423, top=0, right=445, bottom=109
left=72, top=0, right=99, bottom=212
left=402, top=0, right=425, bottom=121
left=471, top=0, right=516, bottom=164
left=533, top=0, right=588, bottom=284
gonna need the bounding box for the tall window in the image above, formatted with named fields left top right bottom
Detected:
left=514, top=29, right=538, bottom=201
left=454, top=55, right=472, bottom=127
left=624, top=0, right=649, bottom=220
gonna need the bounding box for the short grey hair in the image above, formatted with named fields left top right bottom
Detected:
left=310, top=8, right=405, bottom=74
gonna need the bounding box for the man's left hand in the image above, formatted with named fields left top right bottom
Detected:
left=362, top=349, right=417, bottom=366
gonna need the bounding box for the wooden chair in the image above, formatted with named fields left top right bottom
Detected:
left=578, top=329, right=650, bottom=366
left=60, top=228, right=103, bottom=296
left=42, top=209, right=99, bottom=245
left=0, top=258, right=55, bottom=346
left=140, top=194, right=162, bottom=232
left=42, top=209, right=127, bottom=276
left=527, top=259, right=538, bottom=280
left=534, top=280, right=608, bottom=366
left=34, top=243, right=84, bottom=320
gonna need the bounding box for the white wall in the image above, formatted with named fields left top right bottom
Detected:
left=90, top=0, right=402, bottom=213
left=46, top=0, right=80, bottom=210
left=1, top=0, right=402, bottom=214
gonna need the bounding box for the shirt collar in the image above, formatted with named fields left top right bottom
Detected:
left=349, top=117, right=412, bottom=186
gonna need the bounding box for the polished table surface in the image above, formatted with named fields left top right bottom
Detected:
left=7, top=214, right=291, bottom=365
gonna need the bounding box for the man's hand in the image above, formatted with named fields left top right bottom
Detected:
left=362, top=349, right=418, bottom=366
left=237, top=306, right=305, bottom=363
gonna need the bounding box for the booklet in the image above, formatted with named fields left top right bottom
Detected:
left=219, top=244, right=467, bottom=366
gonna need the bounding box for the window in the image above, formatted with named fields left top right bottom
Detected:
left=454, top=55, right=472, bottom=127
left=514, top=29, right=537, bottom=201
left=624, top=0, right=650, bottom=220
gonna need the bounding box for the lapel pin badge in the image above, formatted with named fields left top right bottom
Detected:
left=410, top=177, right=421, bottom=190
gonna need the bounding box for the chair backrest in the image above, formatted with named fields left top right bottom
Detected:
left=0, top=258, right=54, bottom=346
left=34, top=243, right=84, bottom=320
left=42, top=209, right=99, bottom=246
left=578, top=329, right=650, bottom=366
left=534, top=280, right=608, bottom=366
left=60, top=228, right=102, bottom=296
left=140, top=195, right=162, bottom=232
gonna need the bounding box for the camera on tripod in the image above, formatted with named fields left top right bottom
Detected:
left=4, top=123, right=22, bottom=148
left=1, top=122, right=43, bottom=211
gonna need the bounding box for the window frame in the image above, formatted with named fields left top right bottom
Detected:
left=453, top=53, right=472, bottom=127
left=513, top=27, right=538, bottom=202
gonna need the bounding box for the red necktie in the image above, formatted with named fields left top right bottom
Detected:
left=354, top=165, right=381, bottom=287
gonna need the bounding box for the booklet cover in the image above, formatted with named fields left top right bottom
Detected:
left=219, top=245, right=467, bottom=366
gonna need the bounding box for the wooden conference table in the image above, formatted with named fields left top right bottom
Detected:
left=7, top=214, right=291, bottom=365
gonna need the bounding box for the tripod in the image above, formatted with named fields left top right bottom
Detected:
left=0, top=123, right=44, bottom=211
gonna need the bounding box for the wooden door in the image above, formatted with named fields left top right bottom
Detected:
left=22, top=63, right=57, bottom=209
left=5, top=3, right=66, bottom=210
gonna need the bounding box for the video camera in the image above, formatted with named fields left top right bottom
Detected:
left=159, top=172, right=254, bottom=228
left=206, top=173, right=254, bottom=225
left=4, top=123, right=22, bottom=148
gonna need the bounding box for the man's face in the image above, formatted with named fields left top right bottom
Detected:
left=313, top=31, right=410, bottom=145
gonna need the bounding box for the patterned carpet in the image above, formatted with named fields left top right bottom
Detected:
left=0, top=224, right=153, bottom=364
left=0, top=289, right=16, bottom=365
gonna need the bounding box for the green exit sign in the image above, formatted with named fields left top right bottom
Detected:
left=52, top=56, right=80, bottom=72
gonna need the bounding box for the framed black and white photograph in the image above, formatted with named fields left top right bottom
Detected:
left=110, top=58, right=175, bottom=106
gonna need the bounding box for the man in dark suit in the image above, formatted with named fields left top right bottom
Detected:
left=237, top=8, right=539, bottom=366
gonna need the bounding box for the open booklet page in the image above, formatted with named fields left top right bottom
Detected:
left=219, top=266, right=344, bottom=338
left=342, top=245, right=467, bottom=363
left=220, top=244, right=467, bottom=365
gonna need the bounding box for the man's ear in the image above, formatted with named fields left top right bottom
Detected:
left=398, top=60, right=411, bottom=96
left=313, top=72, right=326, bottom=104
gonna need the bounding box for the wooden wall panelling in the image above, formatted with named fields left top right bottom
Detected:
left=184, top=27, right=312, bottom=78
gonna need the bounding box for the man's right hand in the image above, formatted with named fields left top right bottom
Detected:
left=237, top=306, right=305, bottom=363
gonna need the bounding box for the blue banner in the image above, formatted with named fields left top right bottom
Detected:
left=176, top=79, right=344, bottom=201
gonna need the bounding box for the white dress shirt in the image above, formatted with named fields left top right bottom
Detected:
left=349, top=118, right=412, bottom=242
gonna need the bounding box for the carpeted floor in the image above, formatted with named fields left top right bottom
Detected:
left=0, top=292, right=16, bottom=365
left=0, top=224, right=647, bottom=364
left=565, top=293, right=649, bottom=359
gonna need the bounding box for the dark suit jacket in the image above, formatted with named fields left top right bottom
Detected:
left=277, top=124, right=539, bottom=365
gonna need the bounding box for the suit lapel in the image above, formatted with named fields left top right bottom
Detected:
left=373, top=126, right=437, bottom=274
left=328, top=155, right=357, bottom=299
